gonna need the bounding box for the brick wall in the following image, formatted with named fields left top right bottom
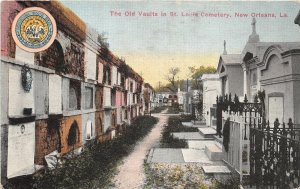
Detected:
left=95, top=86, right=103, bottom=110
left=111, top=109, right=117, bottom=129
left=95, top=111, right=103, bottom=138
left=35, top=40, right=64, bottom=72
left=60, top=115, right=82, bottom=155
left=1, top=1, right=24, bottom=58
left=35, top=119, right=60, bottom=165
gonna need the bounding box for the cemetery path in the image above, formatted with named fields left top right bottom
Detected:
left=112, top=111, right=168, bottom=189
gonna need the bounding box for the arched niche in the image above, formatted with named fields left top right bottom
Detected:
left=35, top=40, right=65, bottom=73
left=86, top=120, right=93, bottom=140
left=67, top=121, right=80, bottom=146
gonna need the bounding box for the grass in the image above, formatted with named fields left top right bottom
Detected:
left=144, top=163, right=240, bottom=189
left=144, top=163, right=215, bottom=189
left=6, top=116, right=158, bottom=189
left=160, top=115, right=198, bottom=148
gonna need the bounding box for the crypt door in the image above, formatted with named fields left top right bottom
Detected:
left=268, top=96, right=283, bottom=126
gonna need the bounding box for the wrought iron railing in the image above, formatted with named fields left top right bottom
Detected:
left=216, top=93, right=300, bottom=188
left=250, top=119, right=300, bottom=188
left=216, top=93, right=263, bottom=137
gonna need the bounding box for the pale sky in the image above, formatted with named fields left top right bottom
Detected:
left=61, top=1, right=300, bottom=87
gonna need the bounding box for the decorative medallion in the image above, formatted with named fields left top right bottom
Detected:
left=20, top=125, right=25, bottom=134
left=21, top=65, right=33, bottom=92
left=11, top=7, right=57, bottom=52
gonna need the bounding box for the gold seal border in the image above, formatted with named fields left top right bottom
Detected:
left=11, top=7, right=57, bottom=53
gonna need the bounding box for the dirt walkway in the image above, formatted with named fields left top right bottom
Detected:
left=112, top=111, right=168, bottom=189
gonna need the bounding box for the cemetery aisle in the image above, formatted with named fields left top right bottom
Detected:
left=112, top=110, right=168, bottom=189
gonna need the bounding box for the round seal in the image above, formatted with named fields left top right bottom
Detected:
left=11, top=7, right=57, bottom=53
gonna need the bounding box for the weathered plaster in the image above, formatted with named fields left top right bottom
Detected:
left=49, top=75, right=62, bottom=114
left=8, top=66, right=35, bottom=117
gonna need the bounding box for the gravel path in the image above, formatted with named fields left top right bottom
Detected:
left=112, top=111, right=168, bottom=189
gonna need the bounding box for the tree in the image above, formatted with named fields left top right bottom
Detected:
left=188, top=66, right=217, bottom=120
left=188, top=66, right=216, bottom=90
left=164, top=67, right=180, bottom=92
left=97, top=32, right=109, bottom=49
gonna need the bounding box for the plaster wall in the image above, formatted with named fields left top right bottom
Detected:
left=15, top=46, right=35, bottom=65
left=34, top=71, right=49, bottom=116
left=111, top=66, right=117, bottom=86
left=227, top=66, right=243, bottom=97
left=263, top=82, right=293, bottom=124
left=261, top=55, right=291, bottom=81
left=49, top=75, right=62, bottom=114
left=116, top=91, right=123, bottom=107
left=8, top=67, right=35, bottom=116
left=7, top=122, right=35, bottom=178
left=202, top=79, right=221, bottom=126
left=85, top=47, right=96, bottom=81
left=97, top=63, right=103, bottom=83
left=103, top=87, right=111, bottom=107
left=61, top=78, right=70, bottom=111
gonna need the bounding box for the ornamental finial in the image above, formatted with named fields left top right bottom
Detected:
left=251, top=17, right=257, bottom=34
left=223, top=40, right=227, bottom=55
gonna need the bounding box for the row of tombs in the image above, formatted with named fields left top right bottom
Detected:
left=1, top=61, right=143, bottom=180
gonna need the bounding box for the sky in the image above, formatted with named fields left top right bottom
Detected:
left=61, top=1, right=300, bottom=87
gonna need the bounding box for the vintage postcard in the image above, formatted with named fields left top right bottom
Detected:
left=1, top=0, right=300, bottom=188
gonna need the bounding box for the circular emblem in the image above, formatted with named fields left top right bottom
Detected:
left=12, top=7, right=57, bottom=53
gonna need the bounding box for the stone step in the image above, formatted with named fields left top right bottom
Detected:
left=203, top=165, right=233, bottom=186
left=187, top=140, right=216, bottom=150
left=205, top=143, right=223, bottom=161
left=202, top=165, right=231, bottom=174
left=172, top=132, right=207, bottom=140
left=193, top=120, right=206, bottom=125
left=198, top=127, right=216, bottom=138
left=181, top=149, right=213, bottom=163
left=182, top=121, right=208, bottom=128
left=213, top=135, right=224, bottom=149
left=182, top=122, right=193, bottom=127
left=146, top=148, right=155, bottom=163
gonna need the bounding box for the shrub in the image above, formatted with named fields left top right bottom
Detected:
left=151, top=106, right=167, bottom=113
left=160, top=116, right=198, bottom=148
left=167, top=107, right=182, bottom=114
left=144, top=163, right=215, bottom=189
left=7, top=116, right=158, bottom=189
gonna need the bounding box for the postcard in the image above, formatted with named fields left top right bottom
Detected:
left=1, top=1, right=300, bottom=189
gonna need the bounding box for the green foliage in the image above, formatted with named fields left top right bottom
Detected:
left=144, top=163, right=216, bottom=189
left=151, top=106, right=167, bottom=113
left=212, top=176, right=240, bottom=189
left=189, top=66, right=217, bottom=80
left=160, top=116, right=198, bottom=148
left=223, top=117, right=230, bottom=152
left=189, top=65, right=217, bottom=90
left=167, top=106, right=182, bottom=114
left=97, top=33, right=109, bottom=49
left=154, top=65, right=216, bottom=92
left=154, top=80, right=183, bottom=93
left=7, top=116, right=158, bottom=189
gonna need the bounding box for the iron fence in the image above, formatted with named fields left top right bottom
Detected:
left=250, top=119, right=300, bottom=189
left=216, top=93, right=300, bottom=188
